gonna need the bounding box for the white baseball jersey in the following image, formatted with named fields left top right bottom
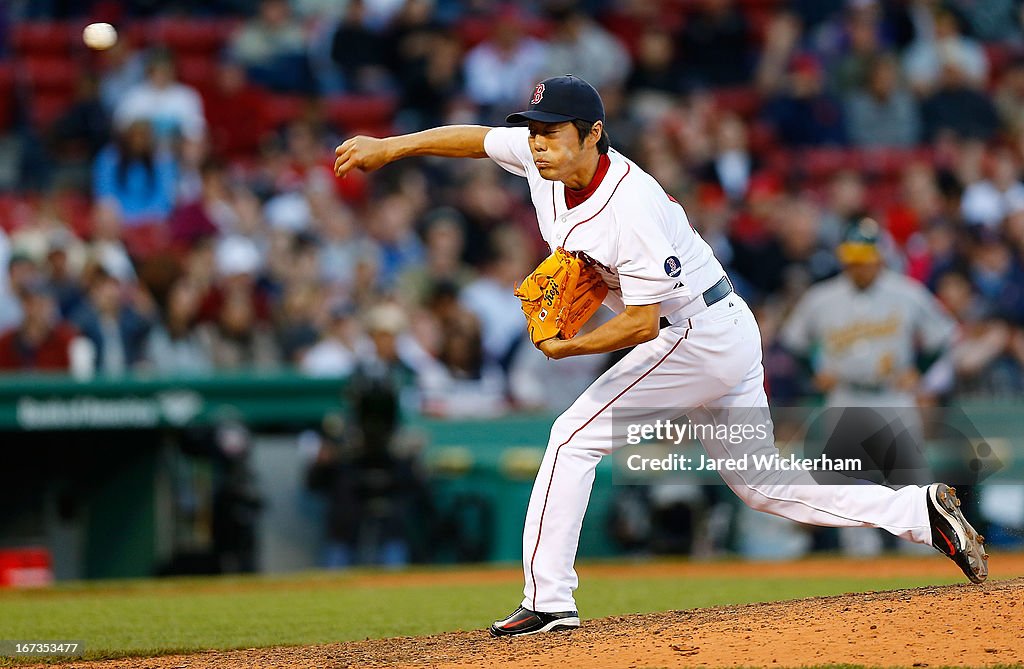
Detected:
left=484, top=126, right=726, bottom=318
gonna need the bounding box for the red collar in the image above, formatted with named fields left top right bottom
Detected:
left=564, top=154, right=610, bottom=210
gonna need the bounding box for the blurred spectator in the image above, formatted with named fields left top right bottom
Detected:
left=398, top=28, right=464, bottom=129
left=845, top=54, right=921, bottom=147
left=676, top=0, right=751, bottom=88
left=86, top=200, right=137, bottom=285
left=144, top=278, right=213, bottom=375
left=814, top=0, right=891, bottom=95
left=49, top=74, right=112, bottom=189
left=695, top=113, right=757, bottom=202
left=0, top=280, right=78, bottom=372
left=44, top=237, right=86, bottom=319
left=764, top=54, right=847, bottom=147
left=367, top=192, right=425, bottom=289
left=418, top=302, right=507, bottom=418
left=0, top=233, right=12, bottom=325
left=732, top=197, right=839, bottom=301
left=820, top=170, right=870, bottom=247
left=170, top=158, right=239, bottom=246
left=947, top=0, right=1023, bottom=44
left=98, top=41, right=147, bottom=113
left=902, top=7, right=988, bottom=96
left=508, top=312, right=612, bottom=412
left=202, top=59, right=269, bottom=160
left=790, top=0, right=846, bottom=31
left=755, top=10, right=803, bottom=95
left=920, top=61, right=1000, bottom=142
left=934, top=269, right=1018, bottom=394
left=460, top=235, right=528, bottom=369
left=329, top=0, right=390, bottom=93
left=894, top=164, right=953, bottom=263
left=199, top=236, right=272, bottom=324
left=386, top=1, right=463, bottom=127
left=71, top=267, right=153, bottom=377
left=960, top=148, right=1024, bottom=228
left=114, top=49, right=207, bottom=144
left=625, top=28, right=681, bottom=95
left=543, top=4, right=630, bottom=90
left=313, top=196, right=379, bottom=291
left=397, top=208, right=474, bottom=306
left=198, top=287, right=280, bottom=370
left=275, top=282, right=321, bottom=364
left=967, top=227, right=1024, bottom=326
left=229, top=0, right=313, bottom=93
left=300, top=302, right=363, bottom=377
left=463, top=7, right=548, bottom=122
left=994, top=58, right=1024, bottom=139
left=0, top=252, right=39, bottom=333
left=92, top=121, right=178, bottom=226
left=454, top=162, right=522, bottom=266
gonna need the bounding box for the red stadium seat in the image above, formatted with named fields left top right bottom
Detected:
left=454, top=15, right=553, bottom=50
left=262, top=95, right=309, bottom=132
left=123, top=21, right=152, bottom=49
left=747, top=120, right=777, bottom=153
left=802, top=147, right=852, bottom=180
left=325, top=95, right=397, bottom=133
left=11, top=21, right=74, bottom=56
left=21, top=56, right=78, bottom=94
left=30, top=91, right=75, bottom=132
left=984, top=43, right=1018, bottom=88
left=856, top=147, right=932, bottom=179
left=54, top=191, right=93, bottom=238
left=0, top=195, right=37, bottom=233
left=763, top=147, right=796, bottom=175
left=455, top=18, right=495, bottom=49
left=0, top=62, right=15, bottom=132
left=149, top=18, right=237, bottom=55
left=176, top=55, right=219, bottom=91
left=713, top=85, right=762, bottom=119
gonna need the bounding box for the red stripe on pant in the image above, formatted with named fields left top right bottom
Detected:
left=528, top=327, right=690, bottom=611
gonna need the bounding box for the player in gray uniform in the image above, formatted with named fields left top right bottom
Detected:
left=781, top=218, right=956, bottom=496
left=781, top=218, right=956, bottom=409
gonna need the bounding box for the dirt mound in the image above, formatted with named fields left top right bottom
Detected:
left=48, top=577, right=1023, bottom=669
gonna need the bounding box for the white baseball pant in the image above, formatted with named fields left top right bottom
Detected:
left=521, top=295, right=933, bottom=613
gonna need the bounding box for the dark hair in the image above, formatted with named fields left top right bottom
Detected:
left=115, top=122, right=157, bottom=191
left=572, top=119, right=610, bottom=154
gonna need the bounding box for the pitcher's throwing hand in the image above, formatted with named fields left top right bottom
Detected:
left=333, top=136, right=393, bottom=177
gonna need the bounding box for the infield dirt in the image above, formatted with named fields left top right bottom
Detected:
left=37, top=557, right=1024, bottom=669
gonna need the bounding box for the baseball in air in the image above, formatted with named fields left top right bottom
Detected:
left=82, top=22, right=117, bottom=50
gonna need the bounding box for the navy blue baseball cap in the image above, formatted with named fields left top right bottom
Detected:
left=506, top=75, right=605, bottom=125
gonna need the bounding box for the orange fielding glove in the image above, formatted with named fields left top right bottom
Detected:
left=514, top=248, right=609, bottom=347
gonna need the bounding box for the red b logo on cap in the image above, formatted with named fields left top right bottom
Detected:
left=531, top=83, right=545, bottom=105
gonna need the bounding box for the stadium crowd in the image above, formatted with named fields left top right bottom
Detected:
left=1, top=0, right=1024, bottom=416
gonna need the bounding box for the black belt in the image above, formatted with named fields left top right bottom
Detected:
left=660, top=276, right=733, bottom=329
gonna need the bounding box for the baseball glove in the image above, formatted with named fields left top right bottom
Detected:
left=514, top=248, right=609, bottom=347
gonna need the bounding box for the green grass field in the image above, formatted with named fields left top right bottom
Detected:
left=0, top=559, right=971, bottom=664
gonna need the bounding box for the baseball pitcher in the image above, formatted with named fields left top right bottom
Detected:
left=334, top=75, right=987, bottom=637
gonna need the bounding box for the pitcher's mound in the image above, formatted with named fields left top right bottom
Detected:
left=68, top=578, right=1023, bottom=669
